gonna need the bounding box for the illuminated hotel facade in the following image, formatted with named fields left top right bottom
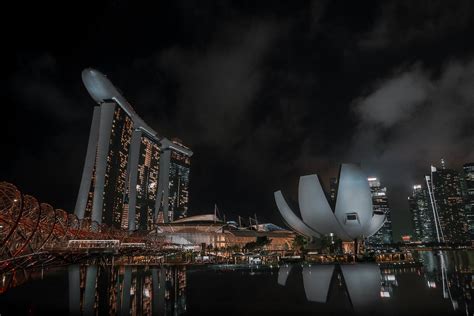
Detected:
left=69, top=264, right=186, bottom=315
left=74, top=69, right=192, bottom=230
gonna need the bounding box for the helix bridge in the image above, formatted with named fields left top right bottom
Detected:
left=0, top=182, right=169, bottom=273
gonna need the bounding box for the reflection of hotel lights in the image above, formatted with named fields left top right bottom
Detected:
left=384, top=275, right=396, bottom=281
left=380, top=291, right=391, bottom=298
left=427, top=281, right=437, bottom=288
left=143, top=288, right=150, bottom=298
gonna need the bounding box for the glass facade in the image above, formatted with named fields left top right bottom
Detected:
left=432, top=166, right=468, bottom=243
left=134, top=133, right=160, bottom=230
left=462, top=163, right=474, bottom=240
left=81, top=103, right=134, bottom=228
left=409, top=185, right=436, bottom=243
left=366, top=178, right=393, bottom=245
left=168, top=140, right=191, bottom=221
left=102, top=105, right=134, bottom=228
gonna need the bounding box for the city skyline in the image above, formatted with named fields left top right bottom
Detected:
left=2, top=1, right=474, bottom=240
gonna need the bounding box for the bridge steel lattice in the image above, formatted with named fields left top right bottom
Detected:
left=0, top=182, right=164, bottom=272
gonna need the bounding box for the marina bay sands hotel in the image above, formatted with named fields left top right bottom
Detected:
left=74, top=68, right=192, bottom=231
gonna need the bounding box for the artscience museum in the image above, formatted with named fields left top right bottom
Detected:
left=274, top=163, right=386, bottom=242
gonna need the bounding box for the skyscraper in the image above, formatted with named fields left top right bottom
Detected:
left=125, top=130, right=161, bottom=231
left=462, top=163, right=474, bottom=240
left=430, top=162, right=468, bottom=243
left=366, top=177, right=393, bottom=245
left=156, top=138, right=192, bottom=223
left=409, top=184, right=436, bottom=243
left=74, top=68, right=192, bottom=230
left=75, top=100, right=135, bottom=229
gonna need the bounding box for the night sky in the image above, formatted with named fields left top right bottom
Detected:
left=2, top=1, right=474, bottom=240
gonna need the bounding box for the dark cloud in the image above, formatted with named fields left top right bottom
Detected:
left=157, top=20, right=279, bottom=145
left=349, top=59, right=474, bottom=235
left=359, top=0, right=473, bottom=50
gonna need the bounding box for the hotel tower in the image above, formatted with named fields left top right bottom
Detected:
left=74, top=69, right=192, bottom=230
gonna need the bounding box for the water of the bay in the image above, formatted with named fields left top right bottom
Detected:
left=1, top=250, right=474, bottom=315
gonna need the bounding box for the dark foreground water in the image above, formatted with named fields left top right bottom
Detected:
left=1, top=251, right=474, bottom=315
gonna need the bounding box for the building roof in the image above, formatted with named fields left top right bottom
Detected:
left=81, top=68, right=158, bottom=137
left=171, top=214, right=223, bottom=224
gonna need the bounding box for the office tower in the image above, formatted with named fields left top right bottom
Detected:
left=75, top=68, right=192, bottom=229
left=366, top=177, right=393, bottom=245
left=430, top=162, right=468, bottom=243
left=409, top=184, right=436, bottom=243
left=156, top=138, right=192, bottom=222
left=462, top=163, right=474, bottom=240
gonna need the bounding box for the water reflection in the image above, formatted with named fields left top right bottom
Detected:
left=278, top=251, right=474, bottom=315
left=279, top=264, right=381, bottom=312
left=419, top=251, right=474, bottom=313
left=2, top=251, right=474, bottom=315
left=68, top=265, right=186, bottom=316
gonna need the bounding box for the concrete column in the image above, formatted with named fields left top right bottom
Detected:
left=91, top=102, right=116, bottom=225
left=156, top=149, right=171, bottom=223
left=74, top=106, right=100, bottom=219
left=127, top=130, right=142, bottom=231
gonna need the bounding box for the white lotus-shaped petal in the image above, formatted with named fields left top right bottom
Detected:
left=302, top=265, right=335, bottom=303
left=274, top=163, right=386, bottom=242
left=274, top=191, right=321, bottom=238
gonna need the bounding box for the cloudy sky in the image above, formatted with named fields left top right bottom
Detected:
left=2, top=0, right=474, bottom=239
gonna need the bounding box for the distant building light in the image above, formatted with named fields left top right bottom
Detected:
left=384, top=275, right=396, bottom=281
left=380, top=291, right=391, bottom=298
left=427, top=281, right=437, bottom=288
left=413, top=185, right=422, bottom=189
left=368, top=177, right=377, bottom=181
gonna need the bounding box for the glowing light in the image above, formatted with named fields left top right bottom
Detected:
left=380, top=291, right=390, bottom=298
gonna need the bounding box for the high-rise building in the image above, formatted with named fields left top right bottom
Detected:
left=462, top=163, right=474, bottom=240
left=156, top=138, right=192, bottom=223
left=74, top=68, right=192, bottom=230
left=366, top=177, right=393, bottom=245
left=168, top=139, right=192, bottom=220
left=125, top=130, right=161, bottom=231
left=409, top=184, right=436, bottom=243
left=430, top=162, right=468, bottom=243
left=75, top=101, right=135, bottom=229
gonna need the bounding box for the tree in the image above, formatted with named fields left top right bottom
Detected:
left=292, top=235, right=308, bottom=251
left=244, top=236, right=271, bottom=251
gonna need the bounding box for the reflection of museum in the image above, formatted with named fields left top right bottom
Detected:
left=68, top=265, right=186, bottom=315
left=277, top=251, right=474, bottom=314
